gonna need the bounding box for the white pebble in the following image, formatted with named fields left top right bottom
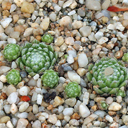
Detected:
left=0, top=33, right=8, bottom=41
left=19, top=102, right=29, bottom=112
left=37, top=94, right=43, bottom=105
left=32, top=120, right=41, bottom=128
left=0, top=18, right=12, bottom=28
left=78, top=52, right=88, bottom=68
left=11, top=62, right=17, bottom=69
left=32, top=92, right=37, bottom=102
left=7, top=92, right=18, bottom=104
left=48, top=114, right=57, bottom=124
left=67, top=55, right=74, bottom=64
left=67, top=71, right=81, bottom=84
left=106, top=115, right=113, bottom=123
left=79, top=103, right=90, bottom=118
left=10, top=103, right=18, bottom=114
left=79, top=26, right=91, bottom=37
left=86, top=0, right=101, bottom=10
left=16, top=119, right=28, bottom=128
left=0, top=66, right=11, bottom=75
left=8, top=38, right=16, bottom=44
left=63, top=0, right=73, bottom=8
left=19, top=86, right=30, bottom=96
left=4, top=105, right=11, bottom=114
left=7, top=120, right=14, bottom=128
left=59, top=16, right=72, bottom=26
left=63, top=108, right=74, bottom=116
left=33, top=104, right=38, bottom=114
left=108, top=102, right=122, bottom=111
left=37, top=78, right=42, bottom=88
left=98, top=37, right=108, bottom=45
left=17, top=112, right=28, bottom=118
left=23, top=28, right=33, bottom=37
left=33, top=74, right=39, bottom=80
left=83, top=92, right=89, bottom=105
left=115, top=22, right=125, bottom=31
left=0, top=82, right=3, bottom=89
left=95, top=31, right=103, bottom=40
left=55, top=120, right=61, bottom=126
left=10, top=4, right=17, bottom=13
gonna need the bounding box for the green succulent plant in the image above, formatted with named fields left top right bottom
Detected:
left=16, top=42, right=58, bottom=76
left=86, top=57, right=128, bottom=95
left=41, top=34, right=53, bottom=44
left=116, top=90, right=126, bottom=97
left=41, top=69, right=59, bottom=88
left=6, top=69, right=21, bottom=85
left=100, top=101, right=108, bottom=110
left=3, top=44, right=20, bottom=61
left=65, top=82, right=81, bottom=98
left=122, top=53, right=128, bottom=63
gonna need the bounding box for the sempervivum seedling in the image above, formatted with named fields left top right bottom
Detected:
left=65, top=82, right=81, bottom=98
left=6, top=69, right=21, bottom=85
left=16, top=42, right=58, bottom=76
left=41, top=34, right=53, bottom=44
left=3, top=44, right=20, bottom=61
left=122, top=53, right=128, bottom=63
left=86, top=57, right=128, bottom=95
left=41, top=69, right=59, bottom=88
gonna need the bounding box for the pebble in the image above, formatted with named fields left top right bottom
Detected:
left=0, top=116, right=10, bottom=123
left=10, top=4, right=17, bottom=13
left=21, top=1, right=34, bottom=13
left=67, top=55, right=74, bottom=64
left=6, top=85, right=16, bottom=96
left=28, top=78, right=37, bottom=86
left=40, top=17, right=49, bottom=31
left=48, top=114, right=57, bottom=124
left=106, top=115, right=113, bottom=123
left=0, top=25, right=4, bottom=33
left=115, top=22, right=125, bottom=31
left=98, top=37, right=108, bottom=45
left=7, top=92, right=18, bottom=104
left=0, top=33, right=8, bottom=41
left=17, top=112, right=28, bottom=118
left=108, top=102, right=122, bottom=111
left=63, top=0, right=73, bottom=8
left=6, top=121, right=14, bottom=128
left=79, top=103, right=90, bottom=118
left=86, top=0, right=101, bottom=10
left=65, top=98, right=76, bottom=107
left=0, top=18, right=12, bottom=28
left=122, top=115, right=128, bottom=125
left=4, top=105, right=11, bottom=114
left=59, top=16, right=72, bottom=26
left=0, top=75, right=7, bottom=83
left=55, top=120, right=61, bottom=126
left=33, top=104, right=38, bottom=114
left=19, top=86, right=29, bottom=96
left=94, top=110, right=106, bottom=118
left=67, top=71, right=81, bottom=84
left=23, top=28, right=33, bottom=37
left=11, top=61, right=17, bottom=69
left=83, top=92, right=89, bottom=105
left=102, top=0, right=110, bottom=10
left=106, top=97, right=113, bottom=104
left=116, top=96, right=122, bottom=103
left=95, top=31, right=103, bottom=40
left=37, top=94, right=43, bottom=105
left=10, top=103, right=18, bottom=114
left=53, top=96, right=64, bottom=107
left=78, top=52, right=88, bottom=68
left=19, top=102, right=29, bottom=112
left=83, top=114, right=98, bottom=125
left=77, top=68, right=86, bottom=76
left=69, top=119, right=79, bottom=126
left=49, top=12, right=57, bottom=21
left=32, top=120, right=41, bottom=128
left=10, top=32, right=20, bottom=39
left=16, top=119, right=28, bottom=128
left=63, top=108, right=74, bottom=116
left=72, top=20, right=83, bottom=29
left=65, top=37, right=74, bottom=45
left=79, top=26, right=91, bottom=37
left=55, top=36, right=64, bottom=46
left=0, top=82, right=3, bottom=89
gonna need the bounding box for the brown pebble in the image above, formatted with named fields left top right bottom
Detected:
left=28, top=112, right=37, bottom=121
left=0, top=93, right=7, bottom=100
left=2, top=1, right=11, bottom=10
left=71, top=113, right=80, bottom=120
left=57, top=113, right=64, bottom=120
left=13, top=14, right=19, bottom=23
left=73, top=61, right=79, bottom=70
left=115, top=50, right=123, bottom=59
left=91, top=105, right=98, bottom=111
left=14, top=25, right=25, bottom=33
left=121, top=46, right=127, bottom=52
left=27, top=123, right=32, bottom=128
left=47, top=105, right=53, bottom=110
left=36, top=36, right=41, bottom=41
left=0, top=61, right=5, bottom=66
left=106, top=43, right=114, bottom=49
left=108, top=111, right=116, bottom=116
left=3, top=10, right=10, bottom=16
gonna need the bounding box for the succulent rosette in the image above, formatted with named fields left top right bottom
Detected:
left=41, top=34, right=53, bottom=44
left=122, top=53, right=128, bottom=63
left=41, top=69, right=59, bottom=88
left=86, top=57, right=128, bottom=95
left=3, top=44, right=20, bottom=61
left=16, top=42, right=58, bottom=76
left=6, top=69, right=21, bottom=85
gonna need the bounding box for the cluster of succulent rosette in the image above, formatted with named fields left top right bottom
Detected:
left=3, top=34, right=128, bottom=98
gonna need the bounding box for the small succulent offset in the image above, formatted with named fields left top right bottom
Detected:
left=100, top=101, right=108, bottom=110
left=16, top=42, right=58, bottom=76
left=6, top=69, right=21, bottom=85
left=3, top=44, right=20, bottom=61
left=86, top=57, right=128, bottom=95
left=41, top=34, right=53, bottom=44
left=65, top=82, right=81, bottom=98
left=116, top=90, right=126, bottom=97
left=41, top=69, right=59, bottom=88
left=122, top=53, right=128, bottom=63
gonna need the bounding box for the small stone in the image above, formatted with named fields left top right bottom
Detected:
left=102, top=0, right=110, bottom=10
left=67, top=55, right=74, bottom=64
left=63, top=0, right=73, bottom=8
left=0, top=18, right=12, bottom=28
left=19, top=102, right=29, bottom=112
left=77, top=68, right=86, bottom=76
left=83, top=114, right=98, bottom=125
left=67, top=71, right=81, bottom=84
left=115, top=22, right=125, bottom=31
left=23, top=28, right=33, bottom=37
left=70, top=1, right=77, bottom=9
left=6, top=120, right=14, bottom=128
left=72, top=20, right=83, bottom=29
left=49, top=12, right=57, bottom=22
left=69, top=119, right=79, bottom=126
left=63, top=108, right=74, bottom=116
left=16, top=119, right=28, bottom=128
left=0, top=33, right=8, bottom=41
left=32, top=120, right=41, bottom=128
left=108, top=102, right=122, bottom=111
left=79, top=26, right=91, bottom=37
left=71, top=113, right=80, bottom=120
left=7, top=92, right=18, bottom=104
left=0, top=82, right=3, bottom=89
left=0, top=116, right=10, bottom=123
left=65, top=98, right=76, bottom=107
left=55, top=120, right=61, bottom=126
left=98, top=37, right=108, bottom=45
left=122, top=115, right=128, bottom=125
left=0, top=75, right=7, bottom=83
left=0, top=25, right=4, bottom=33
left=19, top=86, right=30, bottom=96
left=53, top=96, right=64, bottom=107
left=83, top=92, right=89, bottom=105
left=78, top=8, right=85, bottom=17
left=2, top=1, right=11, bottom=10
left=37, top=94, right=43, bottom=105
left=92, top=48, right=101, bottom=55
left=33, top=104, right=38, bottom=114
left=6, top=85, right=16, bottom=96
left=28, top=112, right=36, bottom=121
left=79, top=103, right=90, bottom=118
left=65, top=37, right=74, bottom=45
left=78, top=53, right=88, bottom=68
left=106, top=97, right=113, bottom=104
left=116, top=96, right=122, bottom=103
left=21, top=1, right=34, bottom=14
left=10, top=4, right=17, bottom=13
left=10, top=32, right=20, bottom=39
left=95, top=31, right=103, bottom=40
left=40, top=17, right=49, bottom=31
left=28, top=78, right=37, bottom=86
left=59, top=16, right=72, bottom=27
left=10, top=103, right=18, bottom=114
left=94, top=110, right=106, bottom=118
left=48, top=114, right=57, bottom=124
left=55, top=36, right=64, bottom=46
left=13, top=14, right=19, bottom=23
left=106, top=115, right=113, bottom=123
left=86, top=0, right=101, bottom=10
